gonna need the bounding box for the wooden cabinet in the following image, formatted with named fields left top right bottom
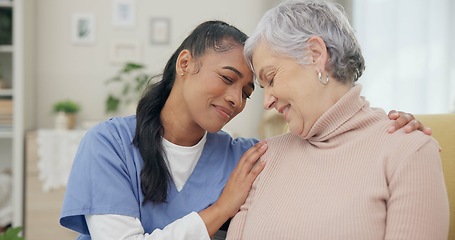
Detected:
left=24, top=131, right=78, bottom=239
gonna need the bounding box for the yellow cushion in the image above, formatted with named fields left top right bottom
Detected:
left=416, top=114, right=455, bottom=239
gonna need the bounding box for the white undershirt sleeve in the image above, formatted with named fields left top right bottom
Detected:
left=85, top=212, right=210, bottom=240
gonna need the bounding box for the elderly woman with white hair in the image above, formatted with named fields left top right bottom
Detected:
left=226, top=0, right=449, bottom=239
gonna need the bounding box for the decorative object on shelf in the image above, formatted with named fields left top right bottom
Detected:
left=0, top=64, right=6, bottom=89
left=0, top=98, right=12, bottom=131
left=52, top=99, right=81, bottom=130
left=0, top=7, right=12, bottom=45
left=0, top=170, right=12, bottom=233
left=0, top=226, right=24, bottom=240
left=0, top=63, right=4, bottom=88
left=105, top=62, right=151, bottom=115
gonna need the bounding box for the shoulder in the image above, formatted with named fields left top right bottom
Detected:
left=260, top=132, right=301, bottom=164
left=372, top=119, right=436, bottom=155
left=207, top=130, right=259, bottom=152
left=85, top=115, right=136, bottom=145
left=349, top=109, right=435, bottom=155
left=365, top=119, right=440, bottom=177
left=265, top=132, right=302, bottom=151
left=265, top=132, right=298, bottom=145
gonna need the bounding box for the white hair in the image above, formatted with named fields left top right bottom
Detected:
left=244, top=0, right=365, bottom=83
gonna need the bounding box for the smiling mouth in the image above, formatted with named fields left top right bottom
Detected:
left=278, top=105, right=291, bottom=121
left=213, top=105, right=233, bottom=120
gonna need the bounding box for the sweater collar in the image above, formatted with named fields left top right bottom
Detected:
left=300, top=84, right=368, bottom=143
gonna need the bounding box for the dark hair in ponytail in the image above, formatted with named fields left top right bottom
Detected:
left=133, top=20, right=248, bottom=204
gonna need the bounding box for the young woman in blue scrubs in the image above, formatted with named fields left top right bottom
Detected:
left=60, top=20, right=428, bottom=240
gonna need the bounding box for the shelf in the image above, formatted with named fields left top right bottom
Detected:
left=0, top=130, right=12, bottom=138
left=0, top=1, right=13, bottom=8
left=0, top=45, right=13, bottom=52
left=0, top=89, right=13, bottom=97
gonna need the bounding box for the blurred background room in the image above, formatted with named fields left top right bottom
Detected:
left=0, top=0, right=453, bottom=239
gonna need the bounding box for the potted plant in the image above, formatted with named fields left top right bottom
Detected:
left=105, top=62, right=151, bottom=115
left=52, top=99, right=81, bottom=129
left=0, top=64, right=4, bottom=89
left=0, top=226, right=24, bottom=240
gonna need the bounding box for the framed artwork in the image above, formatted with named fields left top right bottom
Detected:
left=150, top=18, right=170, bottom=44
left=109, top=40, right=142, bottom=63
left=72, top=13, right=96, bottom=45
left=112, top=0, right=135, bottom=28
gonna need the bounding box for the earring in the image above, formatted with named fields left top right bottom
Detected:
left=318, top=72, right=329, bottom=85
left=180, top=73, right=184, bottom=76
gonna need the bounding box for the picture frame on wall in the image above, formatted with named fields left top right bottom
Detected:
left=109, top=40, right=142, bottom=63
left=150, top=18, right=170, bottom=45
left=112, top=0, right=135, bottom=28
left=72, top=13, right=96, bottom=45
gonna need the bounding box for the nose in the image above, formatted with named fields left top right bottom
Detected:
left=263, top=90, right=277, bottom=110
left=225, top=88, right=242, bottom=108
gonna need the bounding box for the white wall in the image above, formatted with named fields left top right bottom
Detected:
left=33, top=0, right=277, bottom=139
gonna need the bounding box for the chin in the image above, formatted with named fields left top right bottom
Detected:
left=203, top=124, right=225, bottom=133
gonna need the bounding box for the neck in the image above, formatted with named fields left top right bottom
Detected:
left=322, top=79, right=353, bottom=107
left=161, top=87, right=206, bottom=147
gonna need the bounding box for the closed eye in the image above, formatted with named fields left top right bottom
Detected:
left=269, top=78, right=274, bottom=87
left=243, top=90, right=251, bottom=99
left=265, top=70, right=276, bottom=87
left=222, top=74, right=253, bottom=99
left=222, top=75, right=233, bottom=84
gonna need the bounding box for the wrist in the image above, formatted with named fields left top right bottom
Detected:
left=199, top=203, right=232, bottom=237
left=212, top=200, right=234, bottom=219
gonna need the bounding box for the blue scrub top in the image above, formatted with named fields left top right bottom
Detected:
left=59, top=115, right=257, bottom=238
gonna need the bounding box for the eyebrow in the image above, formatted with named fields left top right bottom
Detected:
left=223, top=66, right=255, bottom=91
left=222, top=66, right=243, bottom=79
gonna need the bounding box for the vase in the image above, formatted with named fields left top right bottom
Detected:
left=66, top=113, right=76, bottom=129
left=55, top=112, right=77, bottom=130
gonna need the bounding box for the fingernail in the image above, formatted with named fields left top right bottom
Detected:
left=405, top=125, right=412, bottom=132
left=388, top=125, right=395, bottom=133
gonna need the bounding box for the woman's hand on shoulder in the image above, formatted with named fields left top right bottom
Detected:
left=217, top=140, right=267, bottom=217
left=387, top=110, right=432, bottom=135
left=199, top=140, right=267, bottom=236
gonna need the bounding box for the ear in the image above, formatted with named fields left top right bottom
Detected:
left=176, top=49, right=192, bottom=76
left=307, top=36, right=328, bottom=72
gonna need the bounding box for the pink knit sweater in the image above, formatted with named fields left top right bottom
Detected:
left=227, top=85, right=449, bottom=240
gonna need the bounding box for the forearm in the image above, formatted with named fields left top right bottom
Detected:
left=199, top=202, right=232, bottom=237
left=199, top=140, right=267, bottom=237
left=86, top=213, right=210, bottom=240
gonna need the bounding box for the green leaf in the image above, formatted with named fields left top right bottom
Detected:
left=0, top=226, right=24, bottom=240
left=122, top=83, right=131, bottom=95
left=104, top=62, right=152, bottom=113
left=135, top=74, right=149, bottom=93
left=105, top=76, right=122, bottom=84
left=106, top=95, right=120, bottom=113
left=52, top=99, right=81, bottom=114
left=122, top=62, right=144, bottom=73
